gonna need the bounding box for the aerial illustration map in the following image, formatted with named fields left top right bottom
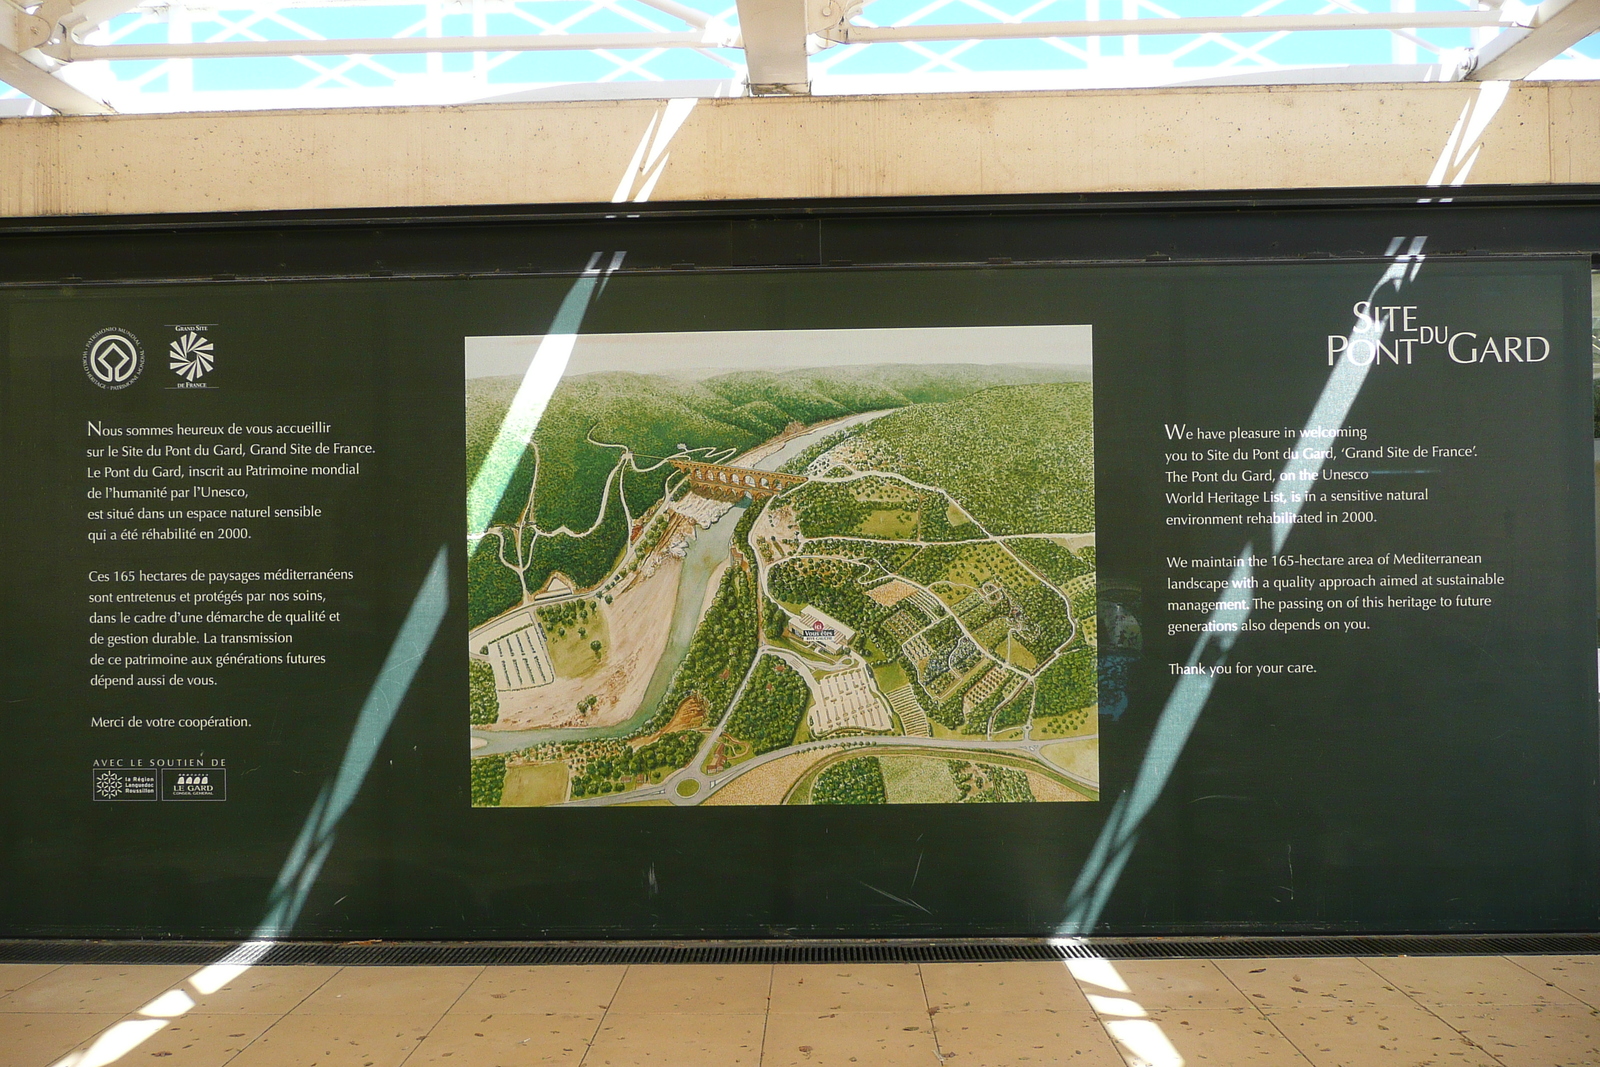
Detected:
left=466, top=326, right=1098, bottom=807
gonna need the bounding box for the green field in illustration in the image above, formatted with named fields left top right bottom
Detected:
left=467, top=341, right=1098, bottom=807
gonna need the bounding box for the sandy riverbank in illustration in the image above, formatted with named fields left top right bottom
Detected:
left=481, top=549, right=682, bottom=731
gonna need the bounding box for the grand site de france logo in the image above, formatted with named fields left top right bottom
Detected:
left=169, top=330, right=215, bottom=383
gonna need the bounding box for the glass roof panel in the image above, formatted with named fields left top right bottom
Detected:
left=1, top=0, right=1596, bottom=113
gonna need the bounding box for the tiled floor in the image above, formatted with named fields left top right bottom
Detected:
left=4, top=955, right=1600, bottom=1066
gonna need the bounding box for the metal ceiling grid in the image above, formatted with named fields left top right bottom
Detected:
left=1, top=0, right=1597, bottom=114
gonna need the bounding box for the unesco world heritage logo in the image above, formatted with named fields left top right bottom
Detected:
left=169, top=330, right=214, bottom=383
left=82, top=327, right=145, bottom=389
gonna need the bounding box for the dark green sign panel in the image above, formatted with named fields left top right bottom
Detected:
left=0, top=240, right=1593, bottom=939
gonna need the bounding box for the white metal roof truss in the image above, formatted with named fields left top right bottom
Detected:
left=1, top=0, right=1597, bottom=116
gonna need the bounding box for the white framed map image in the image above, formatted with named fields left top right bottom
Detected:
left=467, top=326, right=1098, bottom=807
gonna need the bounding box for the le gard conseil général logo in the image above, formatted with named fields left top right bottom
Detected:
left=82, top=325, right=216, bottom=389
left=1327, top=302, right=1551, bottom=367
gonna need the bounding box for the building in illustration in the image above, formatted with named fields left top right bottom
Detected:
left=792, top=605, right=856, bottom=654
left=533, top=572, right=575, bottom=602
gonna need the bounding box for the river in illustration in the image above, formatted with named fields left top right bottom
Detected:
left=471, top=408, right=896, bottom=754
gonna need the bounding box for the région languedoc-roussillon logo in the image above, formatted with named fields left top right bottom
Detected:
left=82, top=327, right=145, bottom=389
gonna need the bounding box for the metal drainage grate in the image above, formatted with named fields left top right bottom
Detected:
left=2, top=933, right=1598, bottom=967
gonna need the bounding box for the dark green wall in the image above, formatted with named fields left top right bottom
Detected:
left=0, top=196, right=1595, bottom=939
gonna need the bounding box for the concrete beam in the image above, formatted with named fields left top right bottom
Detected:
left=0, top=81, right=1590, bottom=216
left=1470, top=0, right=1600, bottom=80
left=735, top=0, right=808, bottom=95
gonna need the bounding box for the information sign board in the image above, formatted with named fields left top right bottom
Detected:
left=0, top=246, right=1593, bottom=939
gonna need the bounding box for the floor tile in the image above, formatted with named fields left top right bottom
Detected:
left=1217, top=957, right=1416, bottom=1013
left=0, top=1012, right=122, bottom=1067
left=0, top=965, right=196, bottom=1015
left=1507, top=955, right=1600, bottom=1009
left=405, top=1011, right=602, bottom=1065
left=608, top=964, right=772, bottom=1014
left=1066, top=958, right=1139, bottom=997
left=450, top=965, right=626, bottom=1015
left=294, top=966, right=480, bottom=1018
left=76, top=1012, right=279, bottom=1067
left=584, top=1011, right=764, bottom=1065
left=1432, top=1003, right=1600, bottom=1067
left=1087, top=960, right=1254, bottom=1012
left=1362, top=955, right=1584, bottom=1007
left=770, top=964, right=926, bottom=1014
left=225, top=1012, right=434, bottom=1067
left=921, top=962, right=1093, bottom=1014
left=762, top=1010, right=940, bottom=1067
left=183, top=964, right=339, bottom=1014
left=9, top=956, right=1600, bottom=1067
left=0, top=965, right=61, bottom=998
left=932, top=1009, right=1125, bottom=1066
left=1268, top=1004, right=1501, bottom=1067
left=1132, top=1009, right=1313, bottom=1066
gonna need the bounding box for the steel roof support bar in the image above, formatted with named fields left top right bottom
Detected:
left=633, top=0, right=735, bottom=36
left=52, top=29, right=731, bottom=61
left=1467, top=0, right=1600, bottom=78
left=0, top=42, right=111, bottom=111
left=4, top=0, right=115, bottom=112
left=737, top=0, right=808, bottom=94
left=820, top=11, right=1509, bottom=43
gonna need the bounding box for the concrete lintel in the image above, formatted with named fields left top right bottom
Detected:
left=0, top=81, right=1591, bottom=217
